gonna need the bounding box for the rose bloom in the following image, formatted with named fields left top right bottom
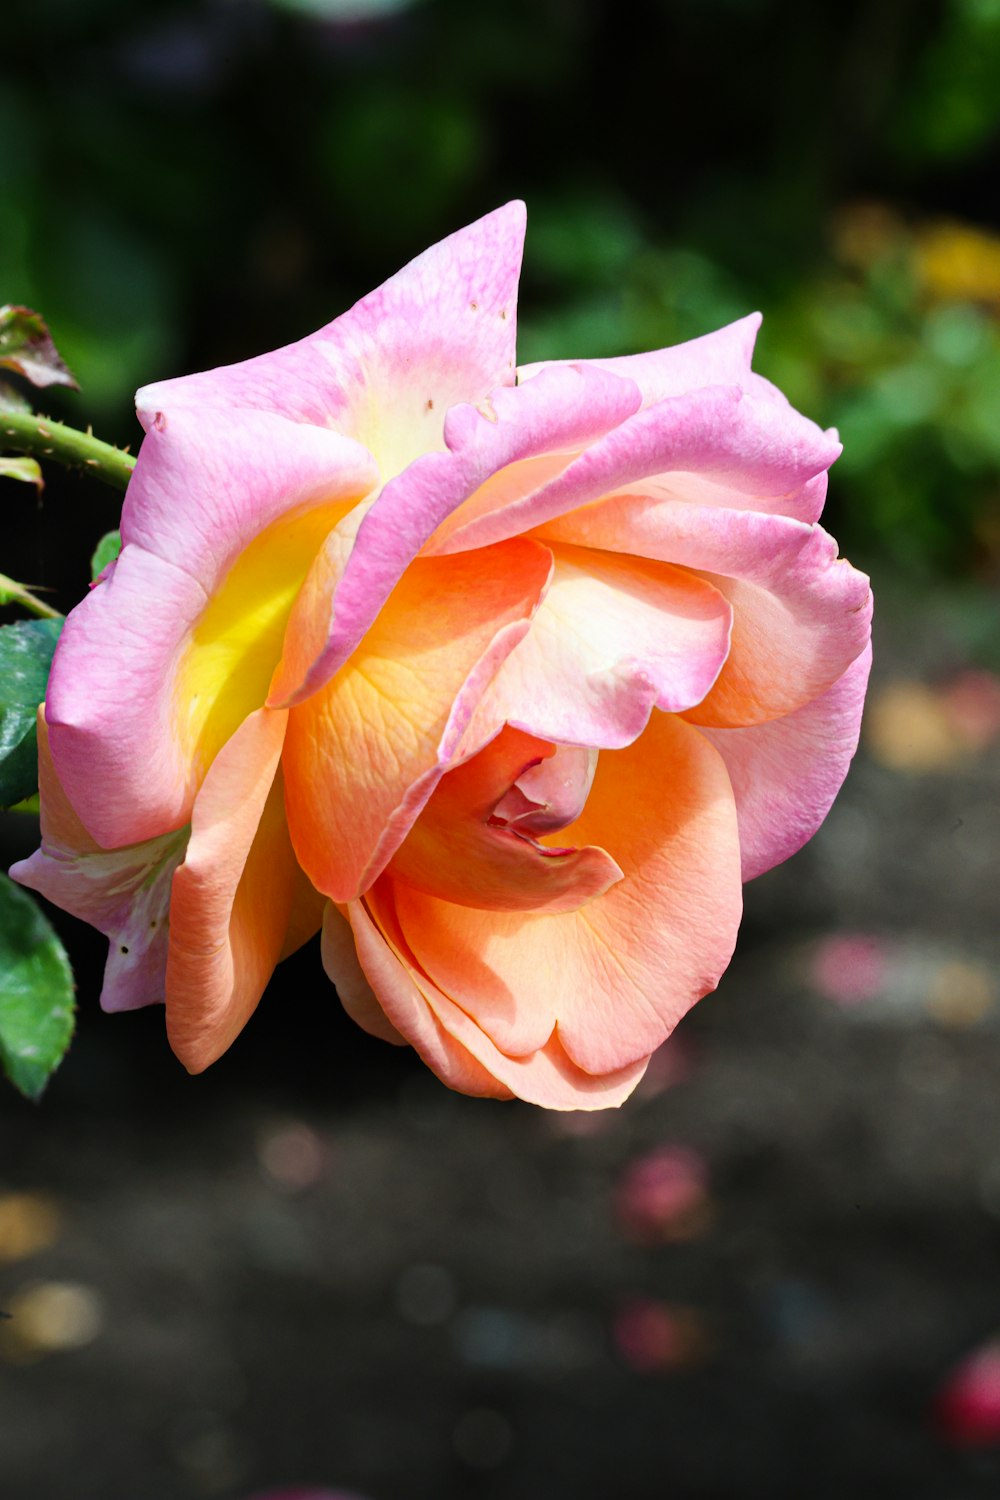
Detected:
left=13, top=204, right=872, bottom=1110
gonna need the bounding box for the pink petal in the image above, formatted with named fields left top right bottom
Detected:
left=519, top=314, right=834, bottom=524
left=45, top=547, right=206, bottom=848
left=700, top=642, right=873, bottom=879
left=121, top=403, right=376, bottom=588
left=434, top=382, right=842, bottom=556
left=519, top=312, right=762, bottom=405
left=138, top=202, right=528, bottom=482
left=494, top=742, right=598, bottom=833
left=10, top=712, right=188, bottom=1013
left=48, top=408, right=375, bottom=850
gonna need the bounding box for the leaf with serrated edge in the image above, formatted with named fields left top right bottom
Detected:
left=90, top=529, right=122, bottom=581
left=0, top=619, right=63, bottom=807
left=0, top=874, right=75, bottom=1099
left=0, top=306, right=78, bottom=391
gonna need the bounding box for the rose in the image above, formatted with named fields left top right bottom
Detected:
left=12, top=203, right=872, bottom=1110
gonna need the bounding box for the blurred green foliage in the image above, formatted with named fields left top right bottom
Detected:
left=2, top=0, right=999, bottom=577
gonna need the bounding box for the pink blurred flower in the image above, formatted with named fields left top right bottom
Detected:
left=810, top=932, right=889, bottom=1006
left=614, top=1145, right=712, bottom=1242
left=940, top=669, right=1000, bottom=751
left=934, top=1338, right=1000, bottom=1446
left=613, top=1298, right=711, bottom=1372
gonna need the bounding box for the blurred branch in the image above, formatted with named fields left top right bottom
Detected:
left=0, top=410, right=134, bottom=492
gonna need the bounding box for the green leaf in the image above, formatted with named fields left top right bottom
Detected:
left=90, top=528, right=121, bottom=580
left=0, top=305, right=78, bottom=391
left=0, top=618, right=63, bottom=807
left=0, top=455, right=43, bottom=489
left=7, top=794, right=39, bottom=814
left=0, top=874, right=75, bottom=1100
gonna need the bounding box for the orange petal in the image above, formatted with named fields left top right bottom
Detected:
left=344, top=886, right=647, bottom=1109
left=165, top=706, right=306, bottom=1072
left=282, top=537, right=553, bottom=902
left=459, top=542, right=732, bottom=751
left=388, top=725, right=623, bottom=913
left=537, top=497, right=871, bottom=729
left=320, top=903, right=406, bottom=1045
left=389, top=709, right=743, bottom=1070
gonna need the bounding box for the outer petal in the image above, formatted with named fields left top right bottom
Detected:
left=137, top=203, right=528, bottom=482
left=165, top=706, right=301, bottom=1073
left=433, top=383, right=842, bottom=556
left=120, top=403, right=376, bottom=585
left=388, top=726, right=624, bottom=914
left=282, top=538, right=554, bottom=903
left=345, top=892, right=648, bottom=1110
left=538, top=498, right=872, bottom=728
left=699, top=642, right=873, bottom=880
left=460, top=542, right=733, bottom=752
left=47, top=406, right=375, bottom=849
left=10, top=712, right=188, bottom=1013
left=365, top=710, right=743, bottom=1072
left=278, top=867, right=328, bottom=963
left=519, top=315, right=834, bottom=523
left=320, top=903, right=407, bottom=1046
left=268, top=362, right=641, bottom=705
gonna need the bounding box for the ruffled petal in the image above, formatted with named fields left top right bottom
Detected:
left=388, top=726, right=623, bottom=913
left=282, top=538, right=554, bottom=903
left=538, top=499, right=872, bottom=727
left=460, top=541, right=733, bottom=751
left=519, top=313, right=762, bottom=406
left=121, top=403, right=377, bottom=585
left=699, top=642, right=873, bottom=880
left=165, top=706, right=305, bottom=1073
left=10, top=711, right=188, bottom=1013
left=433, top=382, right=842, bottom=556
left=357, top=710, right=742, bottom=1072
left=318, top=201, right=526, bottom=479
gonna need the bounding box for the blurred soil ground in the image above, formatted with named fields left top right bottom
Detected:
left=2, top=580, right=1000, bottom=1500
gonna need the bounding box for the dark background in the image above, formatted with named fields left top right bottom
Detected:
left=3, top=1, right=1000, bottom=1496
